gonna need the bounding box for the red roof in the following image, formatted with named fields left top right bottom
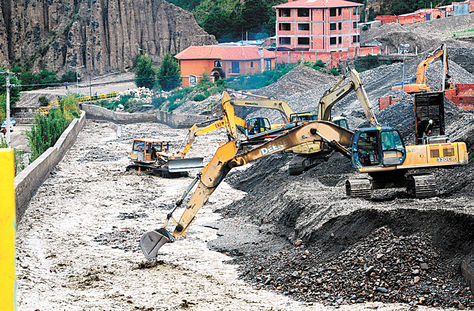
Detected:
left=174, top=46, right=276, bottom=61
left=274, top=0, right=363, bottom=9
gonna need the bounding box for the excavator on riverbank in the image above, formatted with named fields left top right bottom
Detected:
left=139, top=97, right=468, bottom=260
left=392, top=44, right=454, bottom=93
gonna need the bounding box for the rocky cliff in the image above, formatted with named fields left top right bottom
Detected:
left=0, top=0, right=216, bottom=74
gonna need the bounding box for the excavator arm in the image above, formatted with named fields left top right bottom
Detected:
left=173, top=93, right=246, bottom=159
left=139, top=121, right=353, bottom=260
left=318, top=69, right=377, bottom=126
left=228, top=91, right=294, bottom=123
left=393, top=44, right=453, bottom=93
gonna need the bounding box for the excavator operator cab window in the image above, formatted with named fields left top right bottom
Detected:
left=290, top=113, right=317, bottom=122
left=246, top=117, right=271, bottom=135
left=334, top=119, right=349, bottom=129
left=380, top=130, right=405, bottom=166
left=132, top=140, right=145, bottom=152
left=356, top=131, right=380, bottom=167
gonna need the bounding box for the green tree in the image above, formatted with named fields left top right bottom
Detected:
left=134, top=54, right=156, bottom=89
left=157, top=54, right=181, bottom=91
left=0, top=94, right=6, bottom=120
left=37, top=70, right=59, bottom=86
left=38, top=96, right=49, bottom=107
left=61, top=71, right=80, bottom=83
left=19, top=71, right=39, bottom=91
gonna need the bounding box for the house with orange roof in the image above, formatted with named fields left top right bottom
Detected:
left=174, top=45, right=276, bottom=87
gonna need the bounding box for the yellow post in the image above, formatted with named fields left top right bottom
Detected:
left=0, top=148, right=16, bottom=310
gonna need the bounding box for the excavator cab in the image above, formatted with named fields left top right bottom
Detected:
left=289, top=113, right=318, bottom=122
left=131, top=139, right=170, bottom=164
left=351, top=128, right=406, bottom=168
left=245, top=117, right=271, bottom=136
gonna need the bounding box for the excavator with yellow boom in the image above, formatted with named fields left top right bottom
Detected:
left=392, top=44, right=454, bottom=93
left=139, top=97, right=468, bottom=260
left=288, top=68, right=378, bottom=174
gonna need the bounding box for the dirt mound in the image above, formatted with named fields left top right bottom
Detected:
left=231, top=209, right=473, bottom=308
left=254, top=65, right=338, bottom=98
left=362, top=14, right=474, bottom=54
left=214, top=86, right=474, bottom=309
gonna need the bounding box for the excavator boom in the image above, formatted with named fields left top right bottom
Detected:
left=318, top=69, right=377, bottom=126
left=140, top=121, right=353, bottom=260
left=230, top=91, right=294, bottom=123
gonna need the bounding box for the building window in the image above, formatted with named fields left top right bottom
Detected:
left=189, top=75, right=197, bottom=86
left=266, top=60, right=271, bottom=70
left=298, top=23, right=310, bottom=31
left=279, top=8, right=290, bottom=17
left=250, top=61, right=254, bottom=68
left=297, top=8, right=309, bottom=17
left=279, top=37, right=291, bottom=45
left=330, top=8, right=337, bottom=16
left=353, top=7, right=359, bottom=15
left=338, top=22, right=342, bottom=30
left=297, top=37, right=310, bottom=45
left=279, top=23, right=291, bottom=31
left=330, top=23, right=337, bottom=30
left=353, top=35, right=360, bottom=43
left=338, top=8, right=342, bottom=15
left=353, top=21, right=357, bottom=29
left=338, top=36, right=342, bottom=44
left=214, top=60, right=222, bottom=67
left=231, top=62, right=240, bottom=74
left=330, top=37, right=337, bottom=45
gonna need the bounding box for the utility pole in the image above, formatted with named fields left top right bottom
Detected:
left=69, top=65, right=85, bottom=92
left=399, top=43, right=410, bottom=93
left=0, top=70, right=16, bottom=146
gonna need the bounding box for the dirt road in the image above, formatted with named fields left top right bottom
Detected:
left=16, top=120, right=460, bottom=311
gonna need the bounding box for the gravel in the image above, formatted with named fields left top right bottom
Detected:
left=209, top=44, right=474, bottom=310
left=361, top=13, right=474, bottom=54
left=234, top=226, right=472, bottom=308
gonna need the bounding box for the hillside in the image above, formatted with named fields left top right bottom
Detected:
left=0, top=0, right=216, bottom=74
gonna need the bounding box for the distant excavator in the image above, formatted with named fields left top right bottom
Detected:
left=392, top=44, right=454, bottom=93
left=126, top=94, right=247, bottom=177
left=139, top=92, right=468, bottom=260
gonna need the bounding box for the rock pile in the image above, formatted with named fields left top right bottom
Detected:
left=236, top=227, right=472, bottom=309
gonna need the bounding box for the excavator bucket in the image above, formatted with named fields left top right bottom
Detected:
left=167, top=157, right=204, bottom=173
left=140, top=228, right=174, bottom=260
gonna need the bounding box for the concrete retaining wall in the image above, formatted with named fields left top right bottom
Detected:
left=14, top=111, right=86, bottom=220
left=81, top=104, right=211, bottom=128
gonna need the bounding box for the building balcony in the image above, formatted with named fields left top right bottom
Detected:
left=277, top=30, right=294, bottom=36
left=294, top=16, right=311, bottom=21
left=295, top=30, right=311, bottom=36
left=276, top=16, right=294, bottom=22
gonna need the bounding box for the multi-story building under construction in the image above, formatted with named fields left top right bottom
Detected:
left=274, top=0, right=363, bottom=53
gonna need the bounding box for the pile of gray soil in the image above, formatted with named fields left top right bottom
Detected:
left=210, top=80, right=474, bottom=308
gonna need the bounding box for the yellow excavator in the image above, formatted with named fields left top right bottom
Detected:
left=228, top=91, right=321, bottom=125
left=139, top=105, right=468, bottom=259
left=126, top=138, right=205, bottom=177
left=392, top=44, right=454, bottom=93
left=288, top=68, right=377, bottom=174
left=127, top=93, right=248, bottom=177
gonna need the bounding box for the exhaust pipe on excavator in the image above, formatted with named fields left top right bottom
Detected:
left=139, top=228, right=174, bottom=260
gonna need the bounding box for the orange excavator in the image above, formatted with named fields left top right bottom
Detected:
left=392, top=44, right=454, bottom=93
